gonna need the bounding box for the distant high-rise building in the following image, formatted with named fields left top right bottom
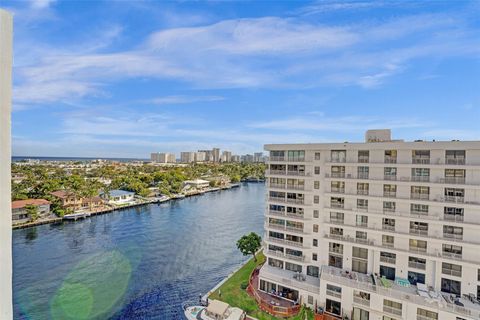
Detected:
left=198, top=149, right=213, bottom=162
left=242, top=154, right=254, bottom=163
left=195, top=152, right=206, bottom=162
left=151, top=152, right=176, bottom=163
left=180, top=152, right=196, bottom=163
left=254, top=152, right=264, bottom=163
left=221, top=151, right=232, bottom=163
left=212, top=148, right=220, bottom=162
left=231, top=155, right=241, bottom=162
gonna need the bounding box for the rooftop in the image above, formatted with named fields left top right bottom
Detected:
left=106, top=190, right=135, bottom=197
left=11, top=199, right=50, bottom=209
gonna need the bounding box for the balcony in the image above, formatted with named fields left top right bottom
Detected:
left=265, top=249, right=306, bottom=262
left=285, top=211, right=305, bottom=219
left=411, top=194, right=430, bottom=200
left=409, top=246, right=427, bottom=254
left=439, top=177, right=466, bottom=184
left=286, top=184, right=305, bottom=191
left=444, top=196, right=464, bottom=203
left=380, top=256, right=396, bottom=264
left=326, top=288, right=341, bottom=298
left=286, top=226, right=304, bottom=234
left=383, top=306, right=402, bottom=317
left=384, top=156, right=397, bottom=164
left=408, top=261, right=426, bottom=270
left=382, top=225, right=395, bottom=232
left=270, top=156, right=285, bottom=162
left=383, top=191, right=396, bottom=198
left=269, top=183, right=285, bottom=189
left=443, top=233, right=463, bottom=241
left=268, top=196, right=285, bottom=203
left=286, top=171, right=307, bottom=177
left=358, top=156, right=369, bottom=163
left=356, top=222, right=368, bottom=228
left=357, top=173, right=369, bottom=179
left=287, top=157, right=305, bottom=162
left=286, top=198, right=304, bottom=205
left=409, top=229, right=429, bottom=236
left=443, top=214, right=464, bottom=222
left=329, top=172, right=346, bottom=178
left=412, top=157, right=430, bottom=164
left=357, top=190, right=369, bottom=196
left=382, top=242, right=395, bottom=248
left=329, top=247, right=343, bottom=255
left=330, top=158, right=346, bottom=163
left=329, top=218, right=344, bottom=224
left=384, top=175, right=397, bottom=181
left=331, top=187, right=345, bottom=194
left=412, top=176, right=430, bottom=182
left=356, top=206, right=368, bottom=212
left=445, top=158, right=465, bottom=165
left=441, top=268, right=462, bottom=277
left=442, top=251, right=462, bottom=260
left=410, top=209, right=428, bottom=216
left=268, top=209, right=285, bottom=217
left=353, top=296, right=370, bottom=307
left=325, top=234, right=375, bottom=246
left=268, top=170, right=286, bottom=175
left=267, top=236, right=304, bottom=248
left=330, top=203, right=344, bottom=209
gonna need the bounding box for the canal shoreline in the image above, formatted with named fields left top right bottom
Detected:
left=12, top=182, right=250, bottom=230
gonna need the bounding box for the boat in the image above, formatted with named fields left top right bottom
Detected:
left=184, top=300, right=246, bottom=320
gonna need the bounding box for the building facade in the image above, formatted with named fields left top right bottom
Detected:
left=262, top=129, right=480, bottom=320
left=151, top=152, right=176, bottom=163
left=11, top=199, right=51, bottom=224
left=181, top=152, right=196, bottom=163
left=221, top=151, right=232, bottom=163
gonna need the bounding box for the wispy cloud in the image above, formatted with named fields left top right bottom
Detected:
left=29, top=0, right=56, bottom=9
left=145, top=95, right=225, bottom=105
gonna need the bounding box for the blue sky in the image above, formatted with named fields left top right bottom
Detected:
left=4, top=0, right=480, bottom=158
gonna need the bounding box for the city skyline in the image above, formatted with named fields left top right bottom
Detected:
left=4, top=0, right=480, bottom=158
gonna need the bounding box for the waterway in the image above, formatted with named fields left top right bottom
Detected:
left=13, top=183, right=265, bottom=320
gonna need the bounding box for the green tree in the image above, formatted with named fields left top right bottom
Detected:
left=25, top=204, right=39, bottom=222
left=236, top=232, right=262, bottom=262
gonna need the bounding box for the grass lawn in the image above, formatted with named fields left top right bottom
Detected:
left=209, top=252, right=314, bottom=320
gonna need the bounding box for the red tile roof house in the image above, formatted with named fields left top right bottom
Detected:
left=50, top=190, right=104, bottom=212
left=11, top=199, right=51, bottom=224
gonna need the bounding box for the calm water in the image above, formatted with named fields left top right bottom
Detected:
left=13, top=183, right=265, bottom=320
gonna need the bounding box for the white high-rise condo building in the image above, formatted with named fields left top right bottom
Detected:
left=261, top=129, right=480, bottom=320
left=0, top=9, right=13, bottom=318
left=151, top=152, right=176, bottom=163
left=181, top=152, right=196, bottom=163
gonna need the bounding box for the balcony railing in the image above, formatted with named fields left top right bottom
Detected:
left=412, top=157, right=430, bottom=164
left=442, top=251, right=462, bottom=260
left=384, top=156, right=397, bottom=164
left=411, top=209, right=428, bottom=216
left=445, top=158, right=465, bottom=165
left=357, top=190, right=369, bottom=196
left=356, top=222, right=368, bottom=228
left=439, top=177, right=466, bottom=184
left=331, top=187, right=345, bottom=194
left=443, top=214, right=464, bottom=222
left=329, top=218, right=344, bottom=224
left=268, top=170, right=286, bottom=175
left=412, top=176, right=430, bottom=182
left=286, top=171, right=306, bottom=176
left=286, top=198, right=304, bottom=205
left=326, top=289, right=341, bottom=298
left=383, top=306, right=402, bottom=316
left=265, top=249, right=306, bottom=262
left=330, top=172, right=346, bottom=178
left=286, top=226, right=304, bottom=233
left=408, top=261, right=426, bottom=270
left=269, top=183, right=285, bottom=189
left=409, top=246, right=427, bottom=254
left=329, top=247, right=343, bottom=255
left=357, top=173, right=369, bottom=179
left=443, top=233, right=463, bottom=241
left=380, top=256, right=396, bottom=264
left=268, top=209, right=285, bottom=217
left=286, top=184, right=305, bottom=191
left=330, top=158, right=346, bottom=163
left=287, top=157, right=305, bottom=162
left=268, top=196, right=285, bottom=203
left=384, top=175, right=397, bottom=181
left=383, top=191, right=396, bottom=198
left=285, top=212, right=304, bottom=219
left=382, top=225, right=395, bottom=232
left=441, top=268, right=462, bottom=277
left=330, top=203, right=344, bottom=209
left=358, top=156, right=369, bottom=163
left=444, top=196, right=464, bottom=203
left=269, top=156, right=285, bottom=162
left=409, top=229, right=429, bottom=236
left=382, top=242, right=395, bottom=248
left=267, top=236, right=304, bottom=248
left=411, top=194, right=430, bottom=200
left=353, top=296, right=370, bottom=307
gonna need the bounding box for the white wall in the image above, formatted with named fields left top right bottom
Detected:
left=0, top=8, right=13, bottom=319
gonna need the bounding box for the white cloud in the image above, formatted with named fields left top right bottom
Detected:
left=30, top=0, right=56, bottom=9
left=146, top=95, right=225, bottom=105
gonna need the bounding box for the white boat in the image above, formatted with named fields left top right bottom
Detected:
left=184, top=300, right=246, bottom=320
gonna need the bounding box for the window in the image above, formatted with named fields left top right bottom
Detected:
left=326, top=284, right=342, bottom=298
left=358, top=150, right=369, bottom=163
left=314, top=152, right=321, bottom=160
left=443, top=225, right=463, bottom=240
left=308, top=295, right=313, bottom=304
left=411, top=186, right=429, bottom=199
left=408, top=271, right=425, bottom=285
left=352, top=247, right=368, bottom=274
left=383, top=201, right=396, bottom=212
left=358, top=166, right=369, bottom=179
left=330, top=211, right=344, bottom=223
left=383, top=184, right=396, bottom=197
left=410, top=221, right=428, bottom=236
left=409, top=256, right=426, bottom=270
left=357, top=182, right=369, bottom=195
left=442, top=244, right=462, bottom=257
left=329, top=254, right=343, bottom=268
left=444, top=188, right=464, bottom=201
left=331, top=166, right=345, bottom=177
left=287, top=150, right=305, bottom=162
left=412, top=150, right=430, bottom=164
left=314, top=166, right=320, bottom=175
left=331, top=181, right=344, bottom=193
left=445, top=150, right=466, bottom=165
left=417, top=308, right=438, bottom=320
left=441, top=278, right=461, bottom=297
left=382, top=218, right=395, bottom=231
left=411, top=203, right=428, bottom=215
left=312, top=253, right=317, bottom=261
left=325, top=299, right=341, bottom=316
left=356, top=231, right=367, bottom=242
left=382, top=235, right=394, bottom=247
left=356, top=215, right=368, bottom=227
left=409, top=239, right=427, bottom=252
left=307, top=265, right=319, bottom=278
left=331, top=150, right=346, bottom=163
left=357, top=199, right=368, bottom=210
left=331, top=197, right=344, bottom=208
left=313, top=210, right=319, bottom=218
left=330, top=227, right=343, bottom=236
left=313, top=239, right=318, bottom=247
left=314, top=181, right=320, bottom=189
left=314, top=195, right=319, bottom=204
left=329, top=242, right=343, bottom=254
left=412, top=168, right=430, bottom=181
left=442, top=262, right=462, bottom=277
left=313, top=224, right=319, bottom=233
left=285, top=262, right=302, bottom=273
left=268, top=257, right=284, bottom=269
left=380, top=251, right=396, bottom=264
left=383, top=299, right=402, bottom=316
left=353, top=308, right=369, bottom=320
left=444, top=207, right=464, bottom=221
left=385, top=150, right=397, bottom=163
left=384, top=167, right=397, bottom=179
left=380, top=265, right=396, bottom=280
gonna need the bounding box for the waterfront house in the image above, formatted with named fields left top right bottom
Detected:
left=101, top=189, right=135, bottom=205
left=11, top=199, right=51, bottom=224
left=183, top=179, right=210, bottom=190
left=50, top=190, right=104, bottom=212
